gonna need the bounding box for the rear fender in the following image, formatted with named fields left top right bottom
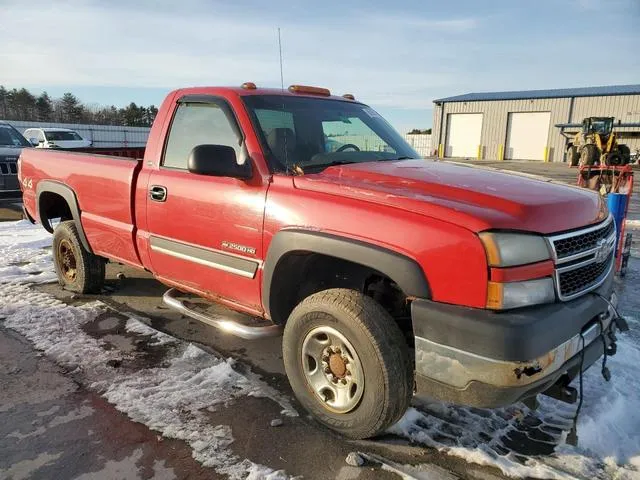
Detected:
left=36, top=180, right=93, bottom=253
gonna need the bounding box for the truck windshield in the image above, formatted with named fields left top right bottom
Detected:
left=587, top=118, right=613, bottom=135
left=242, top=95, right=419, bottom=173
left=0, top=124, right=31, bottom=147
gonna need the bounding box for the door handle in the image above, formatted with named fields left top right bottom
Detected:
left=149, top=185, right=167, bottom=202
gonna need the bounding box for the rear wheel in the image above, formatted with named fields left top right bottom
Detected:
left=579, top=144, right=600, bottom=167
left=282, top=288, right=412, bottom=439
left=607, top=152, right=623, bottom=166
left=53, top=220, right=105, bottom=293
left=619, top=145, right=631, bottom=165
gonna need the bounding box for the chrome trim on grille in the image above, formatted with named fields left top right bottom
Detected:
left=546, top=214, right=614, bottom=263
left=547, top=214, right=616, bottom=301
left=554, top=254, right=614, bottom=301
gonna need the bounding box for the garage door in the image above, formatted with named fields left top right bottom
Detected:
left=445, top=113, right=482, bottom=158
left=505, top=112, right=551, bottom=160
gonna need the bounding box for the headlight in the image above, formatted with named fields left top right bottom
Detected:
left=487, top=277, right=556, bottom=310
left=479, top=232, right=551, bottom=267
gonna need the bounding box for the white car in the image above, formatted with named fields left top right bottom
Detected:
left=23, top=127, right=91, bottom=149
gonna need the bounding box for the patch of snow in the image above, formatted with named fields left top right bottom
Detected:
left=124, top=316, right=177, bottom=346
left=0, top=220, right=295, bottom=479
left=0, top=220, right=56, bottom=284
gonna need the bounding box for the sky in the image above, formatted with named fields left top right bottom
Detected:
left=1, top=0, right=639, bottom=133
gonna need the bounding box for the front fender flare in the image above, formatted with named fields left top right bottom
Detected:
left=262, top=229, right=430, bottom=319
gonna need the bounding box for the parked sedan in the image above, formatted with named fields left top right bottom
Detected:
left=23, top=127, right=91, bottom=149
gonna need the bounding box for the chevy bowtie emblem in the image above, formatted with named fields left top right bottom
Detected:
left=594, top=237, right=614, bottom=263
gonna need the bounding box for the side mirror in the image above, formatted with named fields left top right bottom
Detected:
left=188, top=144, right=252, bottom=179
left=29, top=138, right=39, bottom=147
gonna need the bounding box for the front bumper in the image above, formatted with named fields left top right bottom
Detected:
left=412, top=269, right=616, bottom=408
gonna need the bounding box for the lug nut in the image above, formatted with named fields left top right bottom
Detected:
left=335, top=347, right=341, bottom=354
left=332, top=376, right=338, bottom=383
left=324, top=368, right=331, bottom=374
left=341, top=378, right=347, bottom=385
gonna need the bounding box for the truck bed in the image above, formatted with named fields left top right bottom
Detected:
left=20, top=148, right=144, bottom=267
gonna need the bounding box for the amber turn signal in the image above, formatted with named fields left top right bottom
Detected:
left=288, top=85, right=331, bottom=96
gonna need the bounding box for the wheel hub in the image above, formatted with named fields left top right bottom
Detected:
left=57, top=239, right=77, bottom=282
left=301, top=326, right=364, bottom=414
left=328, top=353, right=346, bottom=378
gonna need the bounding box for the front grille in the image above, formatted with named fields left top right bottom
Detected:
left=553, top=220, right=615, bottom=260
left=558, top=252, right=613, bottom=297
left=0, top=162, right=17, bottom=175
left=548, top=215, right=615, bottom=301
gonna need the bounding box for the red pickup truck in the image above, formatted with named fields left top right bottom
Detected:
left=20, top=84, right=622, bottom=439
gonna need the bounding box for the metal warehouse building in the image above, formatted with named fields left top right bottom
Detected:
left=431, top=84, right=640, bottom=162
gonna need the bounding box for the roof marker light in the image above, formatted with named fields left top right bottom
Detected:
left=288, top=85, right=331, bottom=96
left=342, top=94, right=355, bottom=100
left=241, top=82, right=257, bottom=90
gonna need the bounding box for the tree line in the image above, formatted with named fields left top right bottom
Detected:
left=0, top=86, right=158, bottom=127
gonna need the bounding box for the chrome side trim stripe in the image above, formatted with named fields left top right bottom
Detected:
left=150, top=236, right=258, bottom=279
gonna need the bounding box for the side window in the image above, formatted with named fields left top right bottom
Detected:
left=255, top=109, right=295, bottom=135
left=162, top=102, right=241, bottom=170
left=36, top=130, right=45, bottom=142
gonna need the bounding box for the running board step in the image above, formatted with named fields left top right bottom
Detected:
left=162, top=288, right=282, bottom=340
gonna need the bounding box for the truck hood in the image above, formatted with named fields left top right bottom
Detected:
left=293, top=160, right=605, bottom=234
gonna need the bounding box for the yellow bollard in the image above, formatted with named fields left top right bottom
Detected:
left=543, top=147, right=549, bottom=163
left=438, top=144, right=444, bottom=158
left=498, top=144, right=504, bottom=161
left=477, top=145, right=482, bottom=160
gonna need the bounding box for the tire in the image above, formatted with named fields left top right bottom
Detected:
left=282, top=288, right=412, bottom=439
left=607, top=152, right=622, bottom=166
left=566, top=146, right=579, bottom=166
left=619, top=144, right=631, bottom=165
left=579, top=144, right=600, bottom=167
left=52, top=220, right=105, bottom=293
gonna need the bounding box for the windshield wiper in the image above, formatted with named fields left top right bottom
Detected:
left=302, top=160, right=358, bottom=172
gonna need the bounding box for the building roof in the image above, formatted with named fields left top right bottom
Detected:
left=434, top=84, right=640, bottom=103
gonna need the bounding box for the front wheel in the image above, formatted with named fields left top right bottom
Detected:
left=282, top=288, right=413, bottom=439
left=580, top=144, right=600, bottom=167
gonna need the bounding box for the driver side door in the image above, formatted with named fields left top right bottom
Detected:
left=145, top=96, right=267, bottom=314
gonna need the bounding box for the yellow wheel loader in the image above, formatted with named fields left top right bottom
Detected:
left=565, top=117, right=631, bottom=167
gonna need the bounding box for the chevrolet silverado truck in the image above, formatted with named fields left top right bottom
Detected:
left=19, top=84, right=623, bottom=439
